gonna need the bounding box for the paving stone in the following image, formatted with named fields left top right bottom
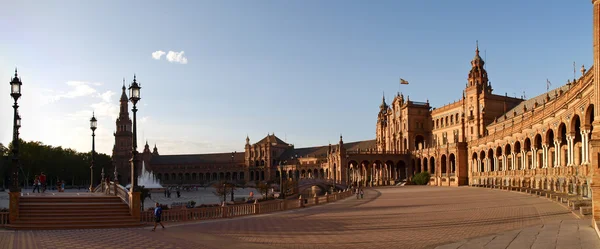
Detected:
left=2, top=186, right=599, bottom=249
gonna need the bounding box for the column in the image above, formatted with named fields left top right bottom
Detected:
left=554, top=140, right=561, bottom=167
left=521, top=150, right=526, bottom=170
left=503, top=155, right=507, bottom=171
left=542, top=145, right=548, bottom=168
left=531, top=149, right=537, bottom=169
left=511, top=153, right=516, bottom=170
left=582, top=130, right=590, bottom=164
left=567, top=135, right=574, bottom=166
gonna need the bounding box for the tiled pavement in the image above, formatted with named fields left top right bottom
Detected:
left=2, top=186, right=599, bottom=249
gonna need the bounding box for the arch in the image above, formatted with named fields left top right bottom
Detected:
left=250, top=171, right=255, bottom=181
left=320, top=168, right=325, bottom=179
left=232, top=172, right=238, bottom=181
left=429, top=157, right=435, bottom=174
left=260, top=171, right=265, bottom=181
left=487, top=148, right=495, bottom=171
left=178, top=173, right=183, bottom=181
left=448, top=154, right=455, bottom=174
left=313, top=169, right=319, bottom=179
left=397, top=160, right=407, bottom=180
left=479, top=151, right=486, bottom=172
left=219, top=172, right=225, bottom=180
left=415, top=135, right=425, bottom=150
left=225, top=172, right=231, bottom=181
left=156, top=173, right=162, bottom=181
left=423, top=158, right=428, bottom=172
left=440, top=154, right=447, bottom=174
left=191, top=173, right=196, bottom=181
left=170, top=173, right=176, bottom=182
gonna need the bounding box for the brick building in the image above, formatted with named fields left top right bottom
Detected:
left=112, top=5, right=600, bottom=226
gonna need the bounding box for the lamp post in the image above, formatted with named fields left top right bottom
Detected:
left=222, top=183, right=226, bottom=205
left=128, top=75, right=141, bottom=190
left=89, top=113, right=97, bottom=192
left=231, top=152, right=234, bottom=202
left=10, top=69, right=22, bottom=192
left=279, top=160, right=285, bottom=199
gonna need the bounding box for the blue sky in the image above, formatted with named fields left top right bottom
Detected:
left=0, top=0, right=594, bottom=155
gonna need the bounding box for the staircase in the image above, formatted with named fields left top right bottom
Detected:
left=8, top=194, right=143, bottom=230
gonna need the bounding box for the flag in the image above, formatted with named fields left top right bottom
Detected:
left=546, top=79, right=551, bottom=91
left=400, top=78, right=409, bottom=85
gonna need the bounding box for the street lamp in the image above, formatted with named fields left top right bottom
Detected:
left=279, top=160, right=285, bottom=199
left=89, top=113, right=97, bottom=192
left=222, top=183, right=226, bottom=205
left=128, top=75, right=141, bottom=190
left=231, top=152, right=234, bottom=202
left=10, top=68, right=22, bottom=192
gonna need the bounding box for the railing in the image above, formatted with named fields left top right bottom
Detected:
left=116, top=184, right=129, bottom=205
left=140, top=189, right=354, bottom=224
left=0, top=212, right=8, bottom=227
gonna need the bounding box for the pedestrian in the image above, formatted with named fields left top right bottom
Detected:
left=355, top=187, right=359, bottom=199
left=360, top=189, right=364, bottom=199
left=33, top=175, right=41, bottom=193
left=164, top=188, right=167, bottom=198
left=151, top=202, right=165, bottom=232
left=40, top=172, right=47, bottom=193
left=105, top=177, right=111, bottom=194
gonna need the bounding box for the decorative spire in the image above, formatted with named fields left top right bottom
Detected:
left=475, top=40, right=479, bottom=55
left=14, top=68, right=18, bottom=77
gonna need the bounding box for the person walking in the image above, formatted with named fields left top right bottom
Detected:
left=40, top=172, right=47, bottom=193
left=151, top=202, right=165, bottom=232
left=33, top=175, right=41, bottom=193
left=360, top=189, right=364, bottom=199
left=104, top=177, right=111, bottom=194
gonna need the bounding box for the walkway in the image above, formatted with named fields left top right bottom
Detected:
left=1, top=186, right=599, bottom=249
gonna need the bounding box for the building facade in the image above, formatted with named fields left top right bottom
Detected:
left=112, top=1, right=600, bottom=221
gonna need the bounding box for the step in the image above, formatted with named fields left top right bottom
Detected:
left=20, top=207, right=130, bottom=213
left=20, top=198, right=123, bottom=204
left=20, top=202, right=126, bottom=207
left=21, top=211, right=132, bottom=217
left=18, top=215, right=137, bottom=221
left=15, top=219, right=140, bottom=225
left=19, top=196, right=121, bottom=202
left=6, top=222, right=143, bottom=230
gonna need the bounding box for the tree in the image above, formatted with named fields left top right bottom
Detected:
left=412, top=172, right=431, bottom=185
left=212, top=180, right=234, bottom=203
left=256, top=181, right=272, bottom=199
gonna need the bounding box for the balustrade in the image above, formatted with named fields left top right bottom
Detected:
left=138, top=190, right=354, bottom=224
left=0, top=212, right=8, bottom=227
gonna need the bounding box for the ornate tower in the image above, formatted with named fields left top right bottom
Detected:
left=112, top=82, right=133, bottom=183
left=376, top=94, right=388, bottom=151
left=464, top=43, right=489, bottom=141
left=244, top=136, right=251, bottom=167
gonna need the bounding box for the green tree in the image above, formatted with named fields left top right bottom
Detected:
left=412, top=172, right=431, bottom=185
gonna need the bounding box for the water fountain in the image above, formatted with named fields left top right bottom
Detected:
left=125, top=161, right=165, bottom=192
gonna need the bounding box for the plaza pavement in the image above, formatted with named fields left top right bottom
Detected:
left=1, top=186, right=599, bottom=249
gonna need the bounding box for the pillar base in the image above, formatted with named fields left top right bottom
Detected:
left=9, top=192, right=20, bottom=224
left=129, top=191, right=141, bottom=221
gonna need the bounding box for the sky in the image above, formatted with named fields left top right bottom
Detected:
left=0, top=0, right=594, bottom=155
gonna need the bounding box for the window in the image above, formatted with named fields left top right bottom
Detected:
left=471, top=127, right=473, bottom=134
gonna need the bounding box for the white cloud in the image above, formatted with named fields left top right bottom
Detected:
left=49, top=81, right=100, bottom=103
left=166, top=51, right=188, bottom=64
left=152, top=50, right=166, bottom=60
